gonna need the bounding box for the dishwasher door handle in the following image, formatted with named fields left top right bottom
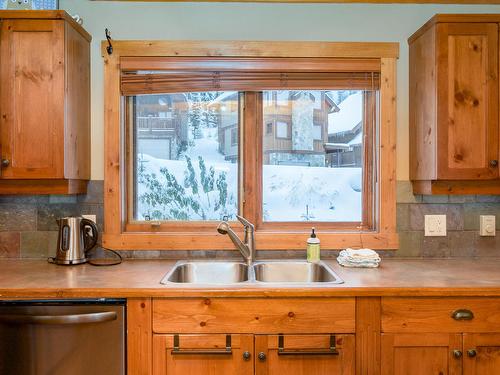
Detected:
left=0, top=311, right=117, bottom=325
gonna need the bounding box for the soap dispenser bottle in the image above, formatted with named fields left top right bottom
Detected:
left=306, top=227, right=320, bottom=263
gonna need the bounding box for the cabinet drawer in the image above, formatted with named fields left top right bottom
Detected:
left=153, top=298, right=355, bottom=334
left=382, top=297, right=500, bottom=333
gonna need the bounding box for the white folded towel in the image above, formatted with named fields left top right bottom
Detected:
left=337, top=248, right=381, bottom=268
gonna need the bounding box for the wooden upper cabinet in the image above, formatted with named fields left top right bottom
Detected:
left=0, top=11, right=91, bottom=194
left=409, top=15, right=500, bottom=195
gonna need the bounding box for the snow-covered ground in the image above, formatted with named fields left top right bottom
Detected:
left=136, top=151, right=362, bottom=222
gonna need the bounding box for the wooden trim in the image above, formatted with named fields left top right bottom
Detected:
left=120, top=56, right=381, bottom=72
left=409, top=14, right=500, bottom=44
left=242, top=92, right=260, bottom=224
left=378, top=58, right=397, bottom=236
left=412, top=179, right=500, bottom=195
left=102, top=231, right=398, bottom=250
left=103, top=41, right=399, bottom=250
left=356, top=297, right=381, bottom=375
left=0, top=179, right=87, bottom=195
left=101, top=41, right=399, bottom=59
left=103, top=52, right=123, bottom=235
left=95, top=0, right=500, bottom=4
left=0, top=10, right=91, bottom=42
left=127, top=298, right=152, bottom=375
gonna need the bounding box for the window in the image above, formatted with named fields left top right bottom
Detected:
left=262, top=90, right=372, bottom=223
left=103, top=41, right=398, bottom=250
left=313, top=124, right=323, bottom=140
left=130, top=92, right=239, bottom=222
left=230, top=127, right=238, bottom=146
left=266, top=122, right=273, bottom=135
left=275, top=121, right=289, bottom=139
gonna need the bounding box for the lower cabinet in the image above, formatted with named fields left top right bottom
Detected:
left=152, top=334, right=355, bottom=375
left=381, top=333, right=500, bottom=375
left=381, top=333, right=463, bottom=375
left=153, top=334, right=254, bottom=375
left=129, top=297, right=500, bottom=375
left=254, top=334, right=355, bottom=375
left=381, top=298, right=500, bottom=375
left=463, top=333, right=500, bottom=374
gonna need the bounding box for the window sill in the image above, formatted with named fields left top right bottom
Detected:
left=102, top=231, right=398, bottom=250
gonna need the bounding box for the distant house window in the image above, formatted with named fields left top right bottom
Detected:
left=266, top=122, right=273, bottom=135
left=230, top=127, right=238, bottom=146
left=313, top=124, right=322, bottom=140
left=276, top=121, right=289, bottom=139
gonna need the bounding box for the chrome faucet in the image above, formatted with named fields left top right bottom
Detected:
left=217, top=215, right=255, bottom=265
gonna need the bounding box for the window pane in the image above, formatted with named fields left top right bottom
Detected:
left=132, top=92, right=239, bottom=221
left=262, top=90, right=368, bottom=222
left=276, top=121, right=289, bottom=139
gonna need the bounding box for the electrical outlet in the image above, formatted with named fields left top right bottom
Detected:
left=82, top=214, right=97, bottom=223
left=424, top=215, right=447, bottom=236
left=480, top=215, right=496, bottom=236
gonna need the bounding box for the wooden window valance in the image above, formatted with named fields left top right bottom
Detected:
left=120, top=57, right=380, bottom=95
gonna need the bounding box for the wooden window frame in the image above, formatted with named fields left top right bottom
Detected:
left=102, top=40, right=399, bottom=250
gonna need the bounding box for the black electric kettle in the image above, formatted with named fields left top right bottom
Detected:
left=50, top=217, right=98, bottom=265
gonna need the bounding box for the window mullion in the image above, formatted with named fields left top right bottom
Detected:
left=242, top=91, right=262, bottom=226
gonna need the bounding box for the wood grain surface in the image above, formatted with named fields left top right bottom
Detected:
left=0, top=259, right=500, bottom=298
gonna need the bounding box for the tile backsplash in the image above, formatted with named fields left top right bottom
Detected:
left=0, top=180, right=499, bottom=259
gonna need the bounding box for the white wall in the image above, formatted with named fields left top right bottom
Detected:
left=59, top=0, right=500, bottom=180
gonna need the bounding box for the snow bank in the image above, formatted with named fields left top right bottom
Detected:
left=137, top=152, right=362, bottom=222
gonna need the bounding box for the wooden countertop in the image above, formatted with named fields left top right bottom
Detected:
left=1, top=258, right=500, bottom=299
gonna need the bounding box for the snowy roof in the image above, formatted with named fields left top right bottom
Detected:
left=328, top=92, right=362, bottom=134
left=208, top=91, right=238, bottom=106
left=324, top=143, right=350, bottom=151
left=348, top=132, right=363, bottom=146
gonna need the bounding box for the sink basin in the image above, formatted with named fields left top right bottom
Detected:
left=161, top=261, right=250, bottom=284
left=253, top=261, right=343, bottom=284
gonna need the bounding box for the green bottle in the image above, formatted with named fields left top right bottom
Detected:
left=306, top=227, right=320, bottom=263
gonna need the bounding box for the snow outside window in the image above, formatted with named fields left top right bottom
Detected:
left=262, top=90, right=365, bottom=223
left=132, top=92, right=239, bottom=222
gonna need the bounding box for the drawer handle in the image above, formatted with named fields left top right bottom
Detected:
left=0, top=159, right=9, bottom=168
left=277, top=334, right=339, bottom=356
left=453, top=350, right=463, bottom=359
left=452, top=309, right=474, bottom=321
left=171, top=334, right=232, bottom=355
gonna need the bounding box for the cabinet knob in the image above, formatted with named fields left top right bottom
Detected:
left=467, top=349, right=477, bottom=358
left=0, top=159, right=9, bottom=168
left=490, top=159, right=498, bottom=167
left=258, top=352, right=267, bottom=361
left=453, top=350, right=463, bottom=359
left=242, top=351, right=251, bottom=361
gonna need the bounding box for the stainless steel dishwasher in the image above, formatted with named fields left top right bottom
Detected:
left=0, top=298, right=126, bottom=375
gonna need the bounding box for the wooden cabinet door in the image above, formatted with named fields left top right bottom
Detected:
left=0, top=19, right=65, bottom=179
left=255, top=334, right=355, bottom=375
left=436, top=23, right=499, bottom=180
left=381, top=333, right=462, bottom=375
left=153, top=334, right=254, bottom=375
left=463, top=333, right=500, bottom=375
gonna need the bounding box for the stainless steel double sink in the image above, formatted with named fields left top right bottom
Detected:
left=160, top=260, right=343, bottom=285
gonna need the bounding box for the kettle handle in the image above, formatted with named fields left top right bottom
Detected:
left=81, top=218, right=98, bottom=252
